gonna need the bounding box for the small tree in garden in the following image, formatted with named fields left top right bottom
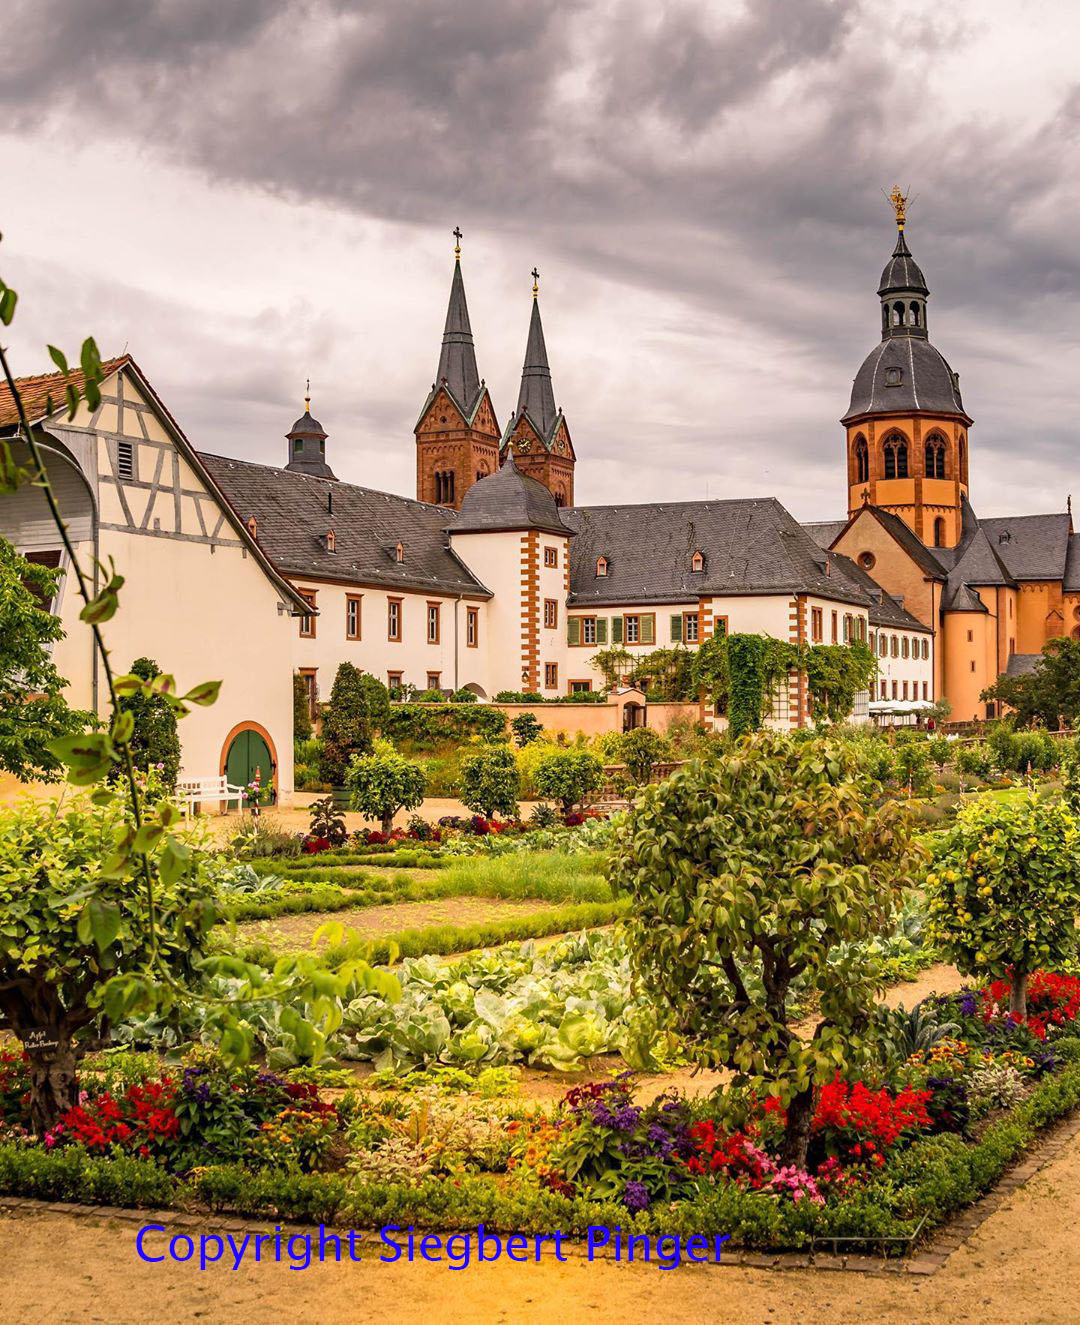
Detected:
left=511, top=712, right=543, bottom=748
left=1060, top=743, right=1080, bottom=815
left=460, top=744, right=519, bottom=820
left=926, top=793, right=1080, bottom=1018
left=321, top=663, right=386, bottom=784
left=534, top=750, right=604, bottom=815
left=117, top=656, right=181, bottom=788
left=612, top=732, right=920, bottom=1168
left=0, top=797, right=217, bottom=1132
left=293, top=671, right=313, bottom=742
left=927, top=735, right=952, bottom=772
left=347, top=743, right=427, bottom=834
left=619, top=727, right=667, bottom=785
left=0, top=537, right=90, bottom=781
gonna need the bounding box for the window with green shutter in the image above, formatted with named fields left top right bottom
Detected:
left=596, top=617, right=608, bottom=644
left=567, top=617, right=581, bottom=646
left=612, top=616, right=623, bottom=644
left=670, top=613, right=682, bottom=642
left=640, top=614, right=655, bottom=644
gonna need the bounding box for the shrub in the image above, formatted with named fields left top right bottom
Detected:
left=511, top=713, right=543, bottom=747
left=293, top=671, right=313, bottom=742
left=450, top=688, right=478, bottom=703
left=955, top=742, right=995, bottom=780
left=534, top=751, right=604, bottom=814
left=459, top=745, right=520, bottom=820
left=347, top=746, right=427, bottom=834
left=320, top=665, right=386, bottom=785
left=612, top=732, right=921, bottom=1167
left=618, top=728, right=668, bottom=785
left=927, top=793, right=1080, bottom=1018
left=307, top=796, right=347, bottom=848
left=116, top=656, right=181, bottom=789
left=383, top=704, right=506, bottom=750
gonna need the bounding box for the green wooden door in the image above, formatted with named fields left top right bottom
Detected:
left=225, top=729, right=275, bottom=805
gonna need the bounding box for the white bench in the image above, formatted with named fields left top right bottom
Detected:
left=177, top=775, right=246, bottom=816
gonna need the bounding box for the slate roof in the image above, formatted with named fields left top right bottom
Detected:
left=562, top=497, right=875, bottom=608
left=803, top=520, right=848, bottom=551
left=1066, top=534, right=1080, bottom=592
left=843, top=336, right=969, bottom=423
left=879, top=231, right=928, bottom=296
left=451, top=452, right=569, bottom=536
left=435, top=258, right=482, bottom=415
left=860, top=506, right=948, bottom=578
left=941, top=496, right=1017, bottom=610
left=1006, top=653, right=1041, bottom=677
left=980, top=514, right=1072, bottom=581
left=513, top=297, right=558, bottom=441
left=199, top=454, right=491, bottom=597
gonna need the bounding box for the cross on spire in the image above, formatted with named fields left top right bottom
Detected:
left=453, top=226, right=462, bottom=259
left=531, top=267, right=540, bottom=298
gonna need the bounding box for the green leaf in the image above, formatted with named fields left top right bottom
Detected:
left=47, top=344, right=70, bottom=374
left=47, top=732, right=116, bottom=785
left=80, top=586, right=120, bottom=625
left=111, top=710, right=135, bottom=745
left=87, top=899, right=122, bottom=954
left=159, top=836, right=191, bottom=885
left=182, top=679, right=222, bottom=707
left=0, top=285, right=16, bottom=325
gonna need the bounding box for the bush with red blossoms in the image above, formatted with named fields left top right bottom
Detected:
left=0, top=1046, right=31, bottom=1126
left=47, top=1079, right=180, bottom=1160
left=980, top=971, right=1080, bottom=1042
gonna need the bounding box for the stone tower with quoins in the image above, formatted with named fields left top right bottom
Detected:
left=842, top=197, right=973, bottom=550
left=414, top=235, right=500, bottom=511
left=500, top=274, right=575, bottom=507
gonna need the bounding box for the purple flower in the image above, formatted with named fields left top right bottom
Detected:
left=624, top=1180, right=649, bottom=1212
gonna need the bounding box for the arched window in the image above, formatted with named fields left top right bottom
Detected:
left=395, top=541, right=405, bottom=564
left=246, top=516, right=257, bottom=540
left=326, top=528, right=336, bottom=553
left=854, top=435, right=869, bottom=484
left=909, top=302, right=920, bottom=327
left=691, top=550, right=704, bottom=573
left=892, top=301, right=905, bottom=326
left=924, top=433, right=947, bottom=479
left=883, top=433, right=908, bottom=479
left=933, top=516, right=946, bottom=547
left=596, top=556, right=608, bottom=577
left=882, top=305, right=890, bottom=333
left=959, top=436, right=966, bottom=482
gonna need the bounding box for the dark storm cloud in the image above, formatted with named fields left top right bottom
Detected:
left=2, top=0, right=1078, bottom=513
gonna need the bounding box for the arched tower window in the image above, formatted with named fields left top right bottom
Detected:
left=892, top=301, right=905, bottom=326
left=924, top=433, right=946, bottom=479
left=691, top=550, right=705, bottom=573
left=854, top=434, right=869, bottom=484
left=883, top=432, right=908, bottom=479
left=959, top=436, right=967, bottom=483
left=596, top=556, right=608, bottom=577
left=554, top=487, right=566, bottom=508
left=909, top=302, right=920, bottom=327
left=933, top=517, right=946, bottom=547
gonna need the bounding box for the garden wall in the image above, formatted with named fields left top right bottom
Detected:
left=491, top=701, right=699, bottom=737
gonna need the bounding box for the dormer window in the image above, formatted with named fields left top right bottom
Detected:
left=326, top=528, right=336, bottom=553
left=395, top=541, right=405, bottom=564
left=596, top=556, right=608, bottom=578
left=884, top=366, right=903, bottom=387
left=690, top=550, right=704, bottom=573
left=246, top=516, right=257, bottom=540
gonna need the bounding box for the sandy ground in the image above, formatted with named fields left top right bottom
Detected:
left=236, top=896, right=564, bottom=949
left=3, top=1116, right=1079, bottom=1325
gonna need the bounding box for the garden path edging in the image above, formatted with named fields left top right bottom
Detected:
left=2, top=1106, right=1078, bottom=1279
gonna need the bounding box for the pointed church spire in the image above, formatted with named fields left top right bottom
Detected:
left=435, top=227, right=481, bottom=410
left=515, top=275, right=557, bottom=439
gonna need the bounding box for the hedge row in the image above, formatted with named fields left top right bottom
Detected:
left=231, top=899, right=628, bottom=968
left=4, top=1063, right=1078, bottom=1250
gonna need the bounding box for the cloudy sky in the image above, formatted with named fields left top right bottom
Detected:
left=1, top=0, right=1077, bottom=521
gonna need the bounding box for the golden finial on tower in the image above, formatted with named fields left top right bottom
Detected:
left=304, top=377, right=311, bottom=413
left=531, top=267, right=540, bottom=299
left=453, top=226, right=462, bottom=259
left=887, top=185, right=909, bottom=231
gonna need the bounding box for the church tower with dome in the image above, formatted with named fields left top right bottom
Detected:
left=842, top=189, right=972, bottom=549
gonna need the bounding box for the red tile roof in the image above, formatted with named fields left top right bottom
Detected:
left=0, top=354, right=131, bottom=428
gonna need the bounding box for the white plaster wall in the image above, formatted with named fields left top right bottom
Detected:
left=289, top=580, right=488, bottom=700
left=448, top=530, right=528, bottom=697
left=871, top=627, right=934, bottom=704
